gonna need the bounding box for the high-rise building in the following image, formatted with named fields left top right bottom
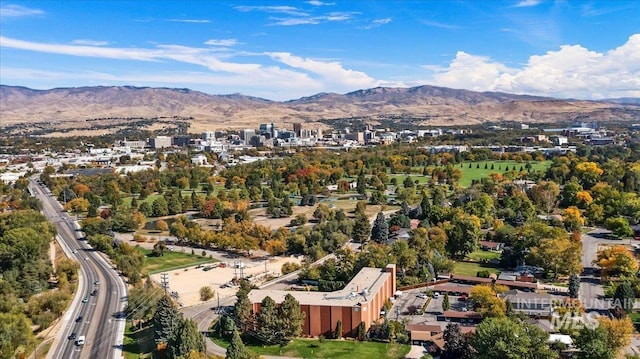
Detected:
left=149, top=136, right=172, bottom=149
left=293, top=123, right=302, bottom=137
left=241, top=129, right=255, bottom=144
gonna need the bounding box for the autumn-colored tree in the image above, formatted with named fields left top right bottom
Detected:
left=595, top=245, right=638, bottom=278
left=131, top=211, right=147, bottom=230
left=563, top=206, right=584, bottom=232
left=64, top=197, right=90, bottom=214
left=597, top=316, right=634, bottom=354
left=155, top=219, right=168, bottom=232
left=528, top=233, right=582, bottom=278
left=469, top=285, right=506, bottom=318
left=72, top=183, right=91, bottom=197
left=575, top=161, right=604, bottom=189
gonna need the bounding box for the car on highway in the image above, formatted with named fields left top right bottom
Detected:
left=82, top=297, right=88, bottom=303
left=94, top=280, right=100, bottom=286
left=75, top=315, right=83, bottom=322
left=68, top=333, right=77, bottom=340
left=91, top=289, right=98, bottom=296
left=76, top=335, right=85, bottom=346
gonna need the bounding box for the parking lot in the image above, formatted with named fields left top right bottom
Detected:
left=389, top=286, right=472, bottom=325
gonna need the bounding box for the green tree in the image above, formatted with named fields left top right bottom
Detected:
left=334, top=320, right=343, bottom=339
left=613, top=281, right=635, bottom=314
left=152, top=295, right=181, bottom=345
left=605, top=217, right=633, bottom=238
left=152, top=197, right=169, bottom=217
left=169, top=318, right=205, bottom=358
left=280, top=293, right=305, bottom=338
left=574, top=326, right=612, bottom=359
left=353, top=212, right=371, bottom=244
left=445, top=212, right=480, bottom=259
left=356, top=172, right=366, bottom=195
left=442, top=292, right=451, bottom=311
left=568, top=273, right=580, bottom=299
left=234, top=291, right=253, bottom=333
left=441, top=323, right=472, bottom=359
left=256, top=296, right=280, bottom=344
left=371, top=212, right=389, bottom=243
left=471, top=317, right=555, bottom=359
left=226, top=328, right=253, bottom=359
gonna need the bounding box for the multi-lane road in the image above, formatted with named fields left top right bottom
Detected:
left=29, top=178, right=127, bottom=359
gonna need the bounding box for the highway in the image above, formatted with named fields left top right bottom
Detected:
left=29, top=178, right=127, bottom=359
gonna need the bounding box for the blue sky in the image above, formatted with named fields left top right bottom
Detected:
left=1, top=0, right=638, bottom=100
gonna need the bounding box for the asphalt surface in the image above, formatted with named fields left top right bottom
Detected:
left=29, top=178, right=127, bottom=359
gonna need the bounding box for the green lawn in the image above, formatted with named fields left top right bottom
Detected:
left=137, top=247, right=215, bottom=274
left=123, top=325, right=154, bottom=359
left=453, top=261, right=502, bottom=277
left=212, top=336, right=410, bottom=359
left=456, top=160, right=551, bottom=187
left=122, top=193, right=163, bottom=208
left=388, top=174, right=430, bottom=185
left=466, top=250, right=501, bottom=262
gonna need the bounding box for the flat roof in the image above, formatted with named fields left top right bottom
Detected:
left=249, top=264, right=395, bottom=307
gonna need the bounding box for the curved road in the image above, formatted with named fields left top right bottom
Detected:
left=29, top=178, right=127, bottom=359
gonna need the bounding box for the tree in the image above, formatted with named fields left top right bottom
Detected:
left=152, top=197, right=169, bottom=217
left=200, top=286, right=215, bottom=301
left=352, top=212, right=371, bottom=244
left=598, top=316, right=634, bottom=354
left=469, top=285, right=506, bottom=318
left=595, top=245, right=638, bottom=278
left=444, top=212, right=480, bottom=259
left=356, top=172, right=366, bottom=195
left=563, top=206, right=584, bottom=232
left=605, top=217, right=633, bottom=238
left=613, top=281, right=635, bottom=313
left=156, top=219, right=169, bottom=232
left=153, top=241, right=167, bottom=257
left=441, top=323, right=472, bottom=359
left=256, top=296, right=280, bottom=344
left=574, top=326, right=613, bottom=359
left=442, top=292, right=450, bottom=311
left=357, top=321, right=366, bottom=341
left=471, top=317, right=555, bottom=359
left=64, top=197, right=90, bottom=214
left=568, top=273, right=580, bottom=299
left=280, top=294, right=305, bottom=338
left=528, top=233, right=582, bottom=279
left=334, top=320, right=343, bottom=339
left=152, top=295, right=181, bottom=345
left=169, top=318, right=205, bottom=359
left=234, top=291, right=253, bottom=333
left=371, top=212, right=389, bottom=243
left=226, top=328, right=252, bottom=359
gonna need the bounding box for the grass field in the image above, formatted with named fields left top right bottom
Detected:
left=457, top=160, right=551, bottom=187
left=466, top=250, right=501, bottom=262
left=137, top=247, right=215, bottom=274
left=122, top=193, right=163, bottom=208
left=212, top=335, right=410, bottom=359
left=453, top=261, right=502, bottom=277
left=123, top=325, right=154, bottom=359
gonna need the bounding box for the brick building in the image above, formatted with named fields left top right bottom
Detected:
left=248, top=264, right=396, bottom=338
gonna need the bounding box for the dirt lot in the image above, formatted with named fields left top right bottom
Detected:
left=149, top=254, right=304, bottom=307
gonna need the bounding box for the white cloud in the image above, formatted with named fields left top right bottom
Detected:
left=0, top=4, right=44, bottom=17
left=234, top=5, right=308, bottom=17
left=168, top=19, right=210, bottom=23
left=424, top=34, right=640, bottom=99
left=514, top=0, right=542, bottom=8
left=307, top=0, right=335, bottom=6
left=204, top=39, right=239, bottom=47
left=420, top=20, right=460, bottom=30
left=71, top=39, right=110, bottom=46
left=270, top=17, right=319, bottom=26
left=267, top=52, right=377, bottom=89
left=361, top=18, right=392, bottom=29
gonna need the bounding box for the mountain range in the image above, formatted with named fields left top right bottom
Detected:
left=1, top=85, right=639, bottom=134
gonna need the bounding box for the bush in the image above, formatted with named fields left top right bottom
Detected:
left=477, top=270, right=491, bottom=278
left=281, top=262, right=302, bottom=275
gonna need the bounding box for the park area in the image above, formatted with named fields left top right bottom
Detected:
left=211, top=335, right=411, bottom=359
left=456, top=160, right=551, bottom=187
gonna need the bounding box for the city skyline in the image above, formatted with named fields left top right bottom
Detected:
left=1, top=0, right=639, bottom=101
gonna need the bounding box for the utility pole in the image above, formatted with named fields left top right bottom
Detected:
left=161, top=273, right=169, bottom=294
